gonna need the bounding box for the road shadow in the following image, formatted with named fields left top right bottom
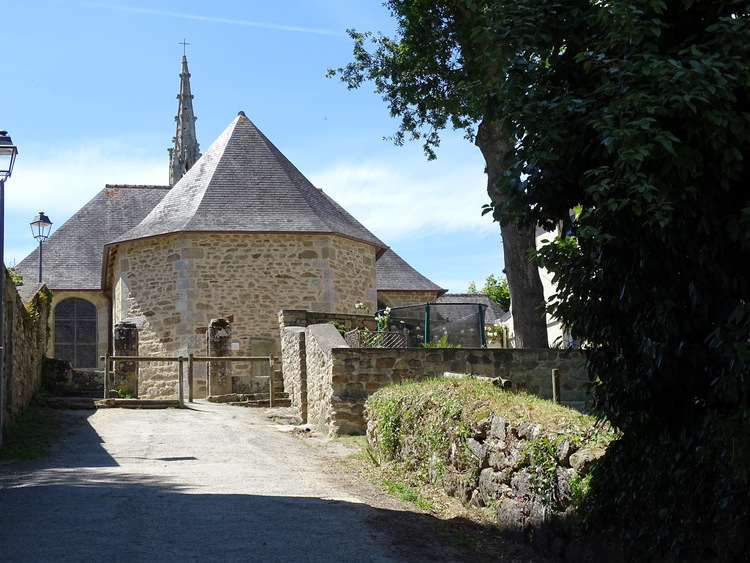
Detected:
left=0, top=407, right=548, bottom=562
left=0, top=472, right=538, bottom=562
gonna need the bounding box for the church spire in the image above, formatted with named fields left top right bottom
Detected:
left=168, top=54, right=201, bottom=186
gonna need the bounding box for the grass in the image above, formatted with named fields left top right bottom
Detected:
left=0, top=404, right=58, bottom=462
left=330, top=377, right=615, bottom=560
left=381, top=478, right=436, bottom=511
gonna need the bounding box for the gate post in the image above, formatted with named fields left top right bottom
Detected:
left=207, top=318, right=232, bottom=396
left=188, top=354, right=194, bottom=403
left=113, top=322, right=138, bottom=398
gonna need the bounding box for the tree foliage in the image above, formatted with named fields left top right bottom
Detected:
left=480, top=0, right=750, bottom=557
left=468, top=274, right=510, bottom=312
left=492, top=0, right=750, bottom=428
left=336, top=0, right=750, bottom=557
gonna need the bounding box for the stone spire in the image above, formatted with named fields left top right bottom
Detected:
left=168, top=55, right=201, bottom=186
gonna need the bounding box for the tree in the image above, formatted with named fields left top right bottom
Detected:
left=337, top=1, right=750, bottom=557
left=468, top=274, right=510, bottom=312
left=483, top=0, right=749, bottom=558
left=329, top=0, right=549, bottom=348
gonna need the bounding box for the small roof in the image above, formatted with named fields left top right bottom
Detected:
left=437, top=293, right=506, bottom=323
left=111, top=112, right=387, bottom=253
left=16, top=185, right=170, bottom=290
left=376, top=249, right=446, bottom=295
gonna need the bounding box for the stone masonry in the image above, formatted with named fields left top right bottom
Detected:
left=2, top=277, right=51, bottom=443
left=282, top=323, right=590, bottom=436
left=111, top=232, right=378, bottom=398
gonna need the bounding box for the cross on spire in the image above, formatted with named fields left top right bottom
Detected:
left=179, top=39, right=190, bottom=56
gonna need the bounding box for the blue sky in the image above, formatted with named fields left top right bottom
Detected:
left=3, top=0, right=504, bottom=292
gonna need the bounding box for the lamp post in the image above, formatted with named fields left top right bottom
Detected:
left=30, top=212, right=52, bottom=283
left=0, top=131, right=19, bottom=447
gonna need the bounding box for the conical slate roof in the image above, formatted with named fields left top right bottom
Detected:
left=16, top=185, right=171, bottom=290
left=376, top=249, right=446, bottom=295
left=112, top=112, right=387, bottom=252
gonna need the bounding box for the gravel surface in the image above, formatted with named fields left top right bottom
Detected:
left=0, top=400, right=544, bottom=562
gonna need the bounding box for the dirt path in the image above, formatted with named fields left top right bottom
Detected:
left=0, top=401, right=541, bottom=562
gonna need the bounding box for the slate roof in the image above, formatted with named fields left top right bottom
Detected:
left=376, top=249, right=446, bottom=295
left=111, top=112, right=387, bottom=253
left=16, top=185, right=170, bottom=290
left=437, top=293, right=506, bottom=323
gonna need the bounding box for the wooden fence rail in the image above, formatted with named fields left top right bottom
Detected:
left=100, top=355, right=276, bottom=407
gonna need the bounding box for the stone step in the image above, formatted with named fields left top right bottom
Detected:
left=207, top=392, right=290, bottom=404
left=39, top=397, right=98, bottom=410
left=95, top=398, right=182, bottom=409
left=228, top=398, right=292, bottom=408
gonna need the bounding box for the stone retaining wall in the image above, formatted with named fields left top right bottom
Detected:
left=367, top=404, right=609, bottom=558
left=281, top=323, right=590, bottom=436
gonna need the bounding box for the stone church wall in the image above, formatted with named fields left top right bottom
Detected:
left=111, top=232, right=378, bottom=398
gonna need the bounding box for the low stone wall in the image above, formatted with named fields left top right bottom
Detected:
left=41, top=358, right=103, bottom=397
left=282, top=322, right=590, bottom=436
left=1, top=278, right=52, bottom=443
left=367, top=404, right=609, bottom=558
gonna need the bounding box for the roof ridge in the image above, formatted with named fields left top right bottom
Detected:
left=104, top=184, right=171, bottom=190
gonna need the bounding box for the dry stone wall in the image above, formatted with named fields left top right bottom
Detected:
left=367, top=406, right=608, bottom=558
left=282, top=323, right=590, bottom=436
left=111, top=232, right=378, bottom=398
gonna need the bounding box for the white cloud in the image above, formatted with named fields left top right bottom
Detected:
left=86, top=3, right=344, bottom=36
left=4, top=140, right=165, bottom=264
left=309, top=159, right=495, bottom=242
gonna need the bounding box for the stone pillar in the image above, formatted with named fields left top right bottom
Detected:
left=113, top=322, right=138, bottom=397
left=207, top=318, right=232, bottom=396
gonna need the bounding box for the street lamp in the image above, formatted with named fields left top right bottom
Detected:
left=0, top=131, right=19, bottom=448
left=30, top=212, right=52, bottom=283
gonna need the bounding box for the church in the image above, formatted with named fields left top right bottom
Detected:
left=16, top=55, right=446, bottom=397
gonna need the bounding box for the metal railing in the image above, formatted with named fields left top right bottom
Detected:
left=101, top=354, right=276, bottom=408
left=344, top=329, right=407, bottom=348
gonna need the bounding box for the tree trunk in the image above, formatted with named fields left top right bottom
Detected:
left=476, top=118, right=549, bottom=348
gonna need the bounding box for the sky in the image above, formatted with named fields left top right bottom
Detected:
left=3, top=0, right=504, bottom=293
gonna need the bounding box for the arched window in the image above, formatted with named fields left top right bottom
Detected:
left=54, top=298, right=97, bottom=368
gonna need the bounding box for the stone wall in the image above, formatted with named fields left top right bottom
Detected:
left=304, top=324, right=345, bottom=431
left=281, top=327, right=307, bottom=421
left=1, top=277, right=52, bottom=443
left=41, top=358, right=103, bottom=397
left=282, top=323, right=590, bottom=436
left=367, top=404, right=608, bottom=558
left=110, top=232, right=378, bottom=398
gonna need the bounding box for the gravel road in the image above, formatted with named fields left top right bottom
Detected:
left=0, top=400, right=511, bottom=562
